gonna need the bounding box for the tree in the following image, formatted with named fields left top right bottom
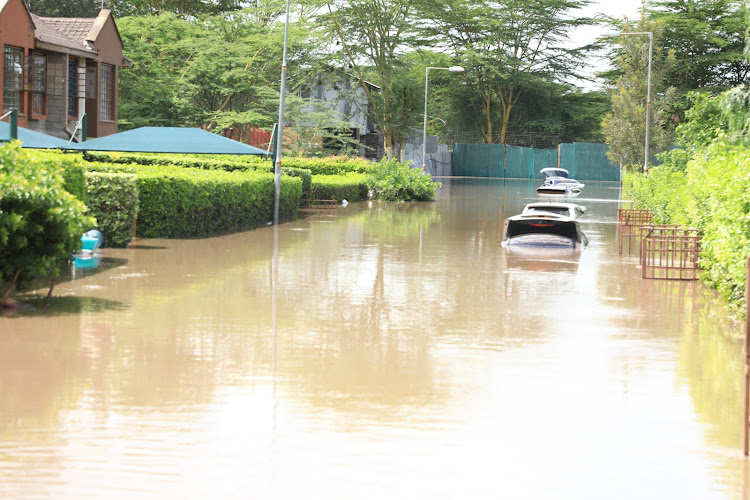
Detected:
left=601, top=17, right=677, bottom=170
left=118, top=10, right=313, bottom=133
left=422, top=0, right=594, bottom=144
left=314, top=0, right=426, bottom=154
left=283, top=94, right=362, bottom=157
left=26, top=0, right=100, bottom=16
left=649, top=0, right=749, bottom=92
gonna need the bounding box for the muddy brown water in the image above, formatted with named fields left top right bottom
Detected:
left=0, top=178, right=747, bottom=499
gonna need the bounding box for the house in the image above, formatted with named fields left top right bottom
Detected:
left=296, top=70, right=383, bottom=159
left=0, top=0, right=126, bottom=140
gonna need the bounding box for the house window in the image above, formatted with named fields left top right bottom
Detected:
left=68, top=59, right=78, bottom=118
left=31, top=53, right=47, bottom=116
left=3, top=46, right=24, bottom=113
left=100, top=63, right=115, bottom=120
left=299, top=84, right=312, bottom=99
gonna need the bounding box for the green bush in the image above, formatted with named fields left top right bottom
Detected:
left=83, top=151, right=312, bottom=198
left=0, top=143, right=95, bottom=292
left=684, top=142, right=750, bottom=305
left=310, top=173, right=369, bottom=202
left=134, top=165, right=301, bottom=238
left=279, top=155, right=371, bottom=175
left=367, top=159, right=440, bottom=201
left=85, top=173, right=139, bottom=248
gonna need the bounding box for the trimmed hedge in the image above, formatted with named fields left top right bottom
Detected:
left=0, top=143, right=94, bottom=291
left=85, top=172, right=139, bottom=248
left=83, top=151, right=312, bottom=199
left=310, top=173, right=369, bottom=202
left=134, top=165, right=301, bottom=238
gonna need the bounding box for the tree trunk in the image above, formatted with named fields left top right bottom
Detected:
left=1, top=268, right=21, bottom=307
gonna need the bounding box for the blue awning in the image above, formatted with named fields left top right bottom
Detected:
left=0, top=121, right=72, bottom=149
left=70, top=127, right=268, bottom=156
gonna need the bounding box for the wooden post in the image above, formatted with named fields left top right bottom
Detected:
left=744, top=255, right=750, bottom=455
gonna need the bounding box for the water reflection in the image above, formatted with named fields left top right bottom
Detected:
left=0, top=179, right=747, bottom=498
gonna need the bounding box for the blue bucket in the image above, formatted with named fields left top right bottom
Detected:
left=81, top=236, right=98, bottom=252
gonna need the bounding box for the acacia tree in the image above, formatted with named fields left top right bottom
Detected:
left=314, top=0, right=425, bottom=154
left=601, top=18, right=676, bottom=170
left=422, top=0, right=593, bottom=144
left=649, top=0, right=749, bottom=91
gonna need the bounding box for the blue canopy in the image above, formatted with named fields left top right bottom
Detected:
left=70, top=127, right=268, bottom=156
left=0, top=121, right=72, bottom=149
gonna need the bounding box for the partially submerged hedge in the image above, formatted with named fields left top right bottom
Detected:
left=134, top=165, right=301, bottom=238
left=85, top=172, right=139, bottom=247
left=0, top=143, right=94, bottom=293
left=310, top=173, right=369, bottom=202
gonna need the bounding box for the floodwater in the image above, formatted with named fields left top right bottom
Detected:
left=0, top=178, right=748, bottom=499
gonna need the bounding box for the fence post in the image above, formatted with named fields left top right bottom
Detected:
left=10, top=108, right=17, bottom=139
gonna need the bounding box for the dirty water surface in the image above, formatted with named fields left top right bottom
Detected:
left=0, top=178, right=747, bottom=499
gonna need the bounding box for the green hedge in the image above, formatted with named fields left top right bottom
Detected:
left=310, top=173, right=369, bottom=202
left=0, top=143, right=94, bottom=292
left=85, top=172, right=139, bottom=248
left=367, top=159, right=439, bottom=201
left=134, top=165, right=301, bottom=238
left=624, top=140, right=750, bottom=308
left=83, top=151, right=312, bottom=199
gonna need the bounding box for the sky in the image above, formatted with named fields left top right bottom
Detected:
left=570, top=0, right=647, bottom=89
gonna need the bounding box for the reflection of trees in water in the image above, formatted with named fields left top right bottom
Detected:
left=676, top=285, right=745, bottom=491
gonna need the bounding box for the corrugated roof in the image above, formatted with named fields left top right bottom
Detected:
left=31, top=14, right=96, bottom=54
left=70, top=127, right=269, bottom=156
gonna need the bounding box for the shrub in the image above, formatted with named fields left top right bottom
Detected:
left=85, top=173, right=139, bottom=248
left=367, top=159, right=440, bottom=201
left=0, top=143, right=95, bottom=292
left=310, top=173, right=369, bottom=202
left=134, top=165, right=301, bottom=238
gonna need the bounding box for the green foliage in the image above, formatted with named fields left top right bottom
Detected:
left=649, top=0, right=748, bottom=92
left=684, top=142, right=750, bottom=305
left=117, top=10, right=314, bottom=133
left=134, top=165, right=301, bottom=238
left=279, top=155, right=371, bottom=175
left=283, top=94, right=363, bottom=157
left=0, top=143, right=95, bottom=291
left=310, top=173, right=369, bottom=202
left=84, top=173, right=139, bottom=248
left=367, top=159, right=439, bottom=201
left=421, top=0, right=594, bottom=144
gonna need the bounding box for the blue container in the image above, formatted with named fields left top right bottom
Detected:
left=81, top=236, right=98, bottom=252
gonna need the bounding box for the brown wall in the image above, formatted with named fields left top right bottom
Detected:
left=0, top=0, right=36, bottom=128
left=86, top=15, right=122, bottom=138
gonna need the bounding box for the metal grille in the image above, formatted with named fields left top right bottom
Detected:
left=617, top=208, right=653, bottom=254
left=640, top=225, right=701, bottom=280
left=68, top=59, right=78, bottom=118
left=31, top=53, right=46, bottom=115
left=100, top=64, right=114, bottom=120
left=3, top=46, right=23, bottom=112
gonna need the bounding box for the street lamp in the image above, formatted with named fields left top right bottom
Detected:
left=273, top=0, right=292, bottom=226
left=609, top=31, right=653, bottom=174
left=422, top=66, right=464, bottom=173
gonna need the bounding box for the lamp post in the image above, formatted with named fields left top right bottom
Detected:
left=273, top=0, right=292, bottom=226
left=614, top=31, right=653, bottom=174
left=422, top=66, right=464, bottom=173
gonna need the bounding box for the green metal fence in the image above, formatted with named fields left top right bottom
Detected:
left=453, top=142, right=620, bottom=181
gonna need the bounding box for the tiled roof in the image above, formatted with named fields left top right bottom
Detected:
left=31, top=14, right=97, bottom=54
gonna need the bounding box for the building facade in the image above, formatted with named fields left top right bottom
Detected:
left=0, top=0, right=126, bottom=140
